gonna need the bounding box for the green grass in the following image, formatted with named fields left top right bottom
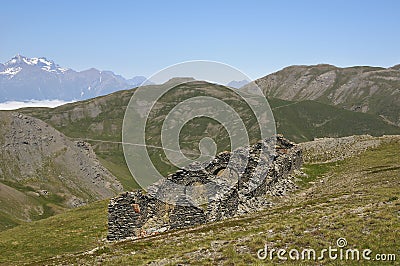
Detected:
left=96, top=151, right=139, bottom=191
left=0, top=178, right=69, bottom=231
left=297, top=161, right=339, bottom=188
left=0, top=179, right=36, bottom=193
left=0, top=138, right=398, bottom=265
left=0, top=211, right=21, bottom=231
left=0, top=200, right=109, bottom=265
left=269, top=98, right=400, bottom=143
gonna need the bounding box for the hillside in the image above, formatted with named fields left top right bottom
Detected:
left=270, top=98, right=400, bottom=143
left=20, top=81, right=400, bottom=179
left=251, top=64, right=400, bottom=126
left=0, top=112, right=123, bottom=230
left=0, top=135, right=398, bottom=265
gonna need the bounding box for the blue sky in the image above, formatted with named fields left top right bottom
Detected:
left=1, top=0, right=399, bottom=79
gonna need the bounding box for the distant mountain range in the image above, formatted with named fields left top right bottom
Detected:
left=226, top=79, right=250, bottom=88
left=0, top=55, right=147, bottom=102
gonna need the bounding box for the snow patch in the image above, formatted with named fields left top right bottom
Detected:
left=0, top=67, right=22, bottom=77
left=5, top=55, right=69, bottom=74
left=23, top=57, right=38, bottom=65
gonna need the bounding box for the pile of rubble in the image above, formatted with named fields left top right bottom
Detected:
left=107, top=135, right=302, bottom=241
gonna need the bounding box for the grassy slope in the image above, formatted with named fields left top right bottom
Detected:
left=19, top=88, right=400, bottom=190
left=0, top=138, right=398, bottom=265
left=0, top=200, right=108, bottom=265
left=0, top=180, right=67, bottom=231
left=269, top=98, right=400, bottom=143
left=257, top=65, right=400, bottom=126
left=0, top=211, right=21, bottom=232
left=21, top=89, right=400, bottom=145
left=1, top=84, right=397, bottom=233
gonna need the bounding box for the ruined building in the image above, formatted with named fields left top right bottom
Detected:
left=107, top=135, right=302, bottom=241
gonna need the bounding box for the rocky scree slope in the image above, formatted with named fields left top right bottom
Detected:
left=0, top=112, right=123, bottom=229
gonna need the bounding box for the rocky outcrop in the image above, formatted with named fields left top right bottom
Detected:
left=107, top=135, right=302, bottom=241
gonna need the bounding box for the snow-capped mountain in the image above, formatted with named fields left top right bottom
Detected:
left=0, top=55, right=146, bottom=102
left=2, top=55, right=69, bottom=75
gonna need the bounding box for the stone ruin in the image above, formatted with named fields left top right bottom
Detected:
left=107, top=135, right=302, bottom=241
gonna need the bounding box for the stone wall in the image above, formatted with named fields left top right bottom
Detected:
left=107, top=135, right=302, bottom=241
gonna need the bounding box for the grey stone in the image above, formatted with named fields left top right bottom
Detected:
left=107, top=135, right=302, bottom=241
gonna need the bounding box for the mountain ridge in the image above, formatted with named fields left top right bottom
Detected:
left=249, top=63, right=400, bottom=126
left=17, top=80, right=400, bottom=197
left=0, top=55, right=146, bottom=102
